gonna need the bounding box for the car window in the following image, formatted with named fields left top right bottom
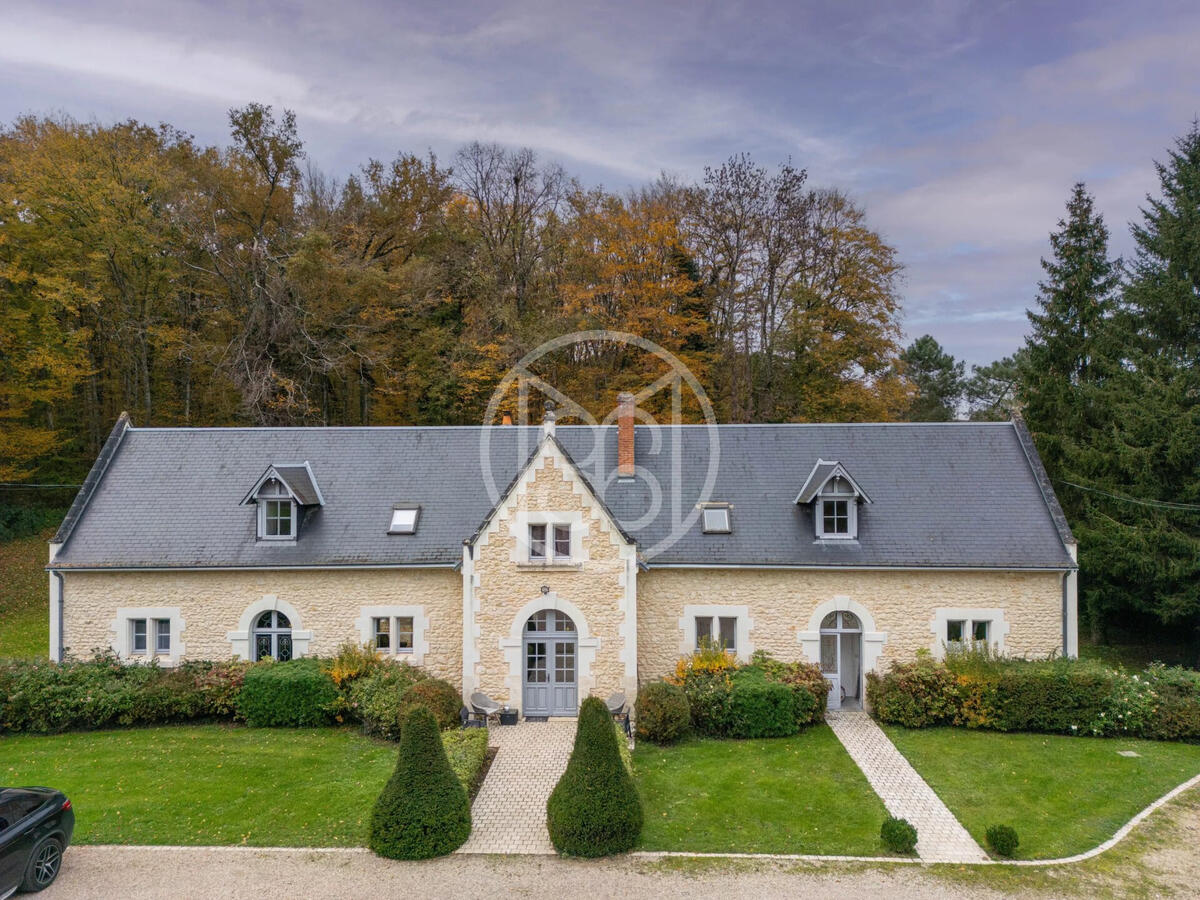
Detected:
left=0, top=795, right=44, bottom=831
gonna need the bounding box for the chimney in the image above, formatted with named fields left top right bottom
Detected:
left=542, top=400, right=557, bottom=438
left=617, top=392, right=635, bottom=478
left=501, top=414, right=512, bottom=426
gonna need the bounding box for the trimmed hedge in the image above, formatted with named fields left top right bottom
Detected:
left=881, top=816, right=918, bottom=854
left=349, top=663, right=428, bottom=740
left=728, top=671, right=797, bottom=738
left=0, top=655, right=249, bottom=734
left=634, top=681, right=690, bottom=744
left=398, top=678, right=462, bottom=731
left=442, top=727, right=490, bottom=797
left=235, top=658, right=338, bottom=727
left=368, top=706, right=471, bottom=859
left=867, top=654, right=1200, bottom=742
left=546, top=696, right=643, bottom=857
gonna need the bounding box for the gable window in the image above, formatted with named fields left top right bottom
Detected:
left=694, top=615, right=738, bottom=652
left=701, top=505, right=732, bottom=534
left=262, top=499, right=294, bottom=540
left=388, top=507, right=419, bottom=534
left=816, top=476, right=857, bottom=540
left=528, top=523, right=571, bottom=562
left=372, top=615, right=414, bottom=653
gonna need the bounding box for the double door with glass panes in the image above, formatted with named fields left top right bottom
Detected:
left=819, top=610, right=862, bottom=709
left=522, top=610, right=577, bottom=716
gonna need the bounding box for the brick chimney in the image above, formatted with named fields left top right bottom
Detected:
left=617, top=392, right=635, bottom=478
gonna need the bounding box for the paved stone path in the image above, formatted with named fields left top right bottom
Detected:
left=459, top=719, right=576, bottom=855
left=827, top=711, right=989, bottom=863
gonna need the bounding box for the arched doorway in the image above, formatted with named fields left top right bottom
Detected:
left=820, top=610, right=862, bottom=710
left=253, top=610, right=293, bottom=661
left=523, top=609, right=577, bottom=716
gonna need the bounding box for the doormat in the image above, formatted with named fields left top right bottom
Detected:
left=524, top=716, right=549, bottom=723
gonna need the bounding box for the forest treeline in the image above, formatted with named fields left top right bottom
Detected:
left=0, top=104, right=920, bottom=482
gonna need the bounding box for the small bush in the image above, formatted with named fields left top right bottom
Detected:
left=442, top=727, right=490, bottom=797
left=672, top=648, right=737, bottom=736
left=547, top=696, right=643, bottom=857
left=1141, top=665, right=1200, bottom=742
left=368, top=706, right=471, bottom=859
left=349, top=663, right=428, bottom=740
left=728, top=669, right=798, bottom=738
left=399, top=678, right=462, bottom=730
left=752, top=652, right=829, bottom=726
left=634, top=681, right=690, bottom=744
left=986, top=823, right=1019, bottom=858
left=326, top=641, right=385, bottom=688
left=881, top=816, right=918, bottom=854
left=235, top=658, right=338, bottom=727
left=867, top=657, right=959, bottom=728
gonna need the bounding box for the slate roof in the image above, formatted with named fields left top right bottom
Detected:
left=50, top=420, right=1077, bottom=571
left=242, top=463, right=324, bottom=507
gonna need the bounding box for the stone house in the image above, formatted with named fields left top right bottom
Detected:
left=47, top=400, right=1077, bottom=713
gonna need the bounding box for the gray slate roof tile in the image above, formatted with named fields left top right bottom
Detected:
left=51, top=422, right=1076, bottom=571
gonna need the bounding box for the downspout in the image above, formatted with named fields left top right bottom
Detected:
left=461, top=540, right=476, bottom=703
left=48, top=541, right=64, bottom=662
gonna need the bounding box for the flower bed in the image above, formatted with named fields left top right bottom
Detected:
left=867, top=651, right=1200, bottom=742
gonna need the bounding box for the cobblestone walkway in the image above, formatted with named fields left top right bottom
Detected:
left=459, top=719, right=576, bottom=855
left=827, top=711, right=988, bottom=862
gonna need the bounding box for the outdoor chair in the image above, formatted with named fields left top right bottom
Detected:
left=469, top=691, right=502, bottom=727
left=607, top=691, right=632, bottom=738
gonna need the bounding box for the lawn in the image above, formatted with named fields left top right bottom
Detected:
left=0, top=533, right=50, bottom=659
left=882, top=725, right=1200, bottom=859
left=1, top=724, right=486, bottom=846
left=634, top=725, right=891, bottom=855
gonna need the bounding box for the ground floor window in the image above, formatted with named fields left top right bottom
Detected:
left=947, top=618, right=991, bottom=645
left=130, top=617, right=172, bottom=655
left=694, top=615, right=738, bottom=652
left=372, top=615, right=414, bottom=653
left=253, top=610, right=293, bottom=661
left=112, top=607, right=183, bottom=661
left=930, top=607, right=1009, bottom=658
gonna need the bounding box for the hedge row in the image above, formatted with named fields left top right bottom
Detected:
left=0, top=645, right=464, bottom=736
left=635, top=649, right=829, bottom=743
left=866, top=653, right=1200, bottom=741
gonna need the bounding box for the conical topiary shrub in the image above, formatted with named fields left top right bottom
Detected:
left=368, top=705, right=471, bottom=859
left=546, top=695, right=643, bottom=857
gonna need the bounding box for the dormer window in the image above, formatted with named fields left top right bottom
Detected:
left=241, top=463, right=324, bottom=543
left=701, top=504, right=732, bottom=534
left=262, top=498, right=294, bottom=539
left=795, top=460, right=871, bottom=542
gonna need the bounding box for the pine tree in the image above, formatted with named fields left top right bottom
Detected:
left=1065, top=128, right=1200, bottom=652
left=1020, top=182, right=1120, bottom=473
left=899, top=335, right=964, bottom=421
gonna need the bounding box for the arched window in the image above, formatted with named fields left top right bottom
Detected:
left=254, top=610, right=292, bottom=661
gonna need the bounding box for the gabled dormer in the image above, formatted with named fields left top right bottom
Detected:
left=795, top=459, right=871, bottom=541
left=240, top=462, right=324, bottom=542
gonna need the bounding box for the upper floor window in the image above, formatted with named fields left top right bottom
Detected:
left=817, top=476, right=857, bottom=540
left=262, top=499, right=294, bottom=539
left=529, top=523, right=571, bottom=562
left=701, top=504, right=732, bottom=534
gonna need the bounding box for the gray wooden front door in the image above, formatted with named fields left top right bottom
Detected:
left=522, top=610, right=578, bottom=716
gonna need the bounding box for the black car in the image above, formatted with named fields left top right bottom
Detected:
left=0, top=788, right=74, bottom=896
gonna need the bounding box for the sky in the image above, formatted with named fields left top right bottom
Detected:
left=2, top=0, right=1199, bottom=366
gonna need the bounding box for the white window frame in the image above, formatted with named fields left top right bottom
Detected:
left=228, top=596, right=312, bottom=660
left=816, top=495, right=857, bottom=539
left=356, top=605, right=429, bottom=664
left=110, top=607, right=185, bottom=664
left=258, top=498, right=296, bottom=541
left=693, top=614, right=739, bottom=652
left=370, top=614, right=415, bottom=654
left=680, top=604, right=754, bottom=663
left=701, top=504, right=732, bottom=534
left=515, top=512, right=583, bottom=565
left=929, top=607, right=1010, bottom=659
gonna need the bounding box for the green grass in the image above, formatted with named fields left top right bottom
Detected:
left=1, top=724, right=488, bottom=846
left=1079, top=640, right=1195, bottom=670
left=634, top=725, right=891, bottom=855
left=0, top=533, right=50, bottom=659
left=882, top=725, right=1200, bottom=859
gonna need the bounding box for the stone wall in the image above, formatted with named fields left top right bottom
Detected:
left=636, top=567, right=1063, bottom=682
left=468, top=446, right=635, bottom=708
left=60, top=567, right=463, bottom=681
